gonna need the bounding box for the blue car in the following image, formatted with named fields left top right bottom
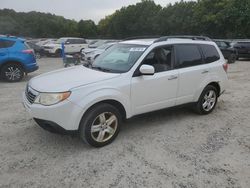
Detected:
left=0, top=36, right=39, bottom=82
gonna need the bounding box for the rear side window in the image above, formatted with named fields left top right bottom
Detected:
left=175, top=44, right=202, bottom=68
left=0, top=40, right=15, bottom=48
left=200, top=44, right=220, bottom=63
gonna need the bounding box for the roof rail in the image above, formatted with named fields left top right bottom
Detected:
left=124, top=35, right=162, bottom=41
left=154, top=35, right=211, bottom=43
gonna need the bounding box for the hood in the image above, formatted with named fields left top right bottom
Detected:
left=82, top=48, right=96, bottom=54
left=29, top=66, right=120, bottom=92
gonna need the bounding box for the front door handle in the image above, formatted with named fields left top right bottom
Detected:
left=168, top=75, right=178, bottom=80
left=202, top=70, right=209, bottom=74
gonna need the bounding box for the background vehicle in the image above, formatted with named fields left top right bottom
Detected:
left=88, top=40, right=118, bottom=48
left=84, top=43, right=116, bottom=63
left=0, top=36, right=38, bottom=82
left=43, top=37, right=88, bottom=57
left=232, top=41, right=250, bottom=59
left=27, top=41, right=45, bottom=59
left=23, top=36, right=228, bottom=147
left=215, top=40, right=238, bottom=63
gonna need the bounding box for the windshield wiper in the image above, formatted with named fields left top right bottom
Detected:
left=91, top=66, right=112, bottom=72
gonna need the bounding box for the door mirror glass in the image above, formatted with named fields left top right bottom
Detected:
left=139, top=65, right=155, bottom=75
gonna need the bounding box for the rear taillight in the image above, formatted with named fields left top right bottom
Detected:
left=22, top=49, right=34, bottom=54
left=223, top=63, right=228, bottom=73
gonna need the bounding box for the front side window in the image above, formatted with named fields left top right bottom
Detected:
left=200, top=44, right=220, bottom=63
left=175, top=44, right=202, bottom=68
left=142, top=46, right=172, bottom=73
left=91, top=44, right=147, bottom=73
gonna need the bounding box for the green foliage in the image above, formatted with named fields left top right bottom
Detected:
left=0, top=0, right=250, bottom=39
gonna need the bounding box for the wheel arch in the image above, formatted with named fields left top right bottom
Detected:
left=207, top=82, right=221, bottom=95
left=0, top=60, right=25, bottom=71
left=80, top=99, right=127, bottom=123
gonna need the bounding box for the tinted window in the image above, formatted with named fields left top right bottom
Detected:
left=0, top=40, right=15, bottom=48
left=200, top=44, right=220, bottom=63
left=175, top=44, right=202, bottom=68
left=142, top=46, right=172, bottom=73
left=239, top=42, right=250, bottom=48
left=0, top=41, right=4, bottom=48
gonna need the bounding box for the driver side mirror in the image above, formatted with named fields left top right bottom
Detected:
left=65, top=41, right=70, bottom=45
left=139, top=64, right=155, bottom=76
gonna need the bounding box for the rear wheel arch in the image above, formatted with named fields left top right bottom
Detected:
left=0, top=61, right=24, bottom=71
left=207, top=82, right=221, bottom=95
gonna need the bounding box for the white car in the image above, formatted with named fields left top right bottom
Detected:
left=85, top=43, right=116, bottom=63
left=23, top=36, right=228, bottom=147
left=43, top=37, right=88, bottom=56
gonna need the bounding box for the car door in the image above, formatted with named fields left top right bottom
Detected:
left=174, top=44, right=211, bottom=105
left=0, top=40, right=9, bottom=64
left=131, top=45, right=179, bottom=115
left=64, top=39, right=75, bottom=53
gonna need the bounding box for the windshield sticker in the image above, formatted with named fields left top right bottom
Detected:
left=129, top=48, right=146, bottom=52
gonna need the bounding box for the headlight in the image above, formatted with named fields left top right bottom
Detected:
left=34, top=92, right=71, bottom=106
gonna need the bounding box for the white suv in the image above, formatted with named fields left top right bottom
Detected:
left=43, top=37, right=88, bottom=56
left=23, top=36, right=228, bottom=147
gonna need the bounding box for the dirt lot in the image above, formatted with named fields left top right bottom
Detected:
left=0, top=58, right=250, bottom=188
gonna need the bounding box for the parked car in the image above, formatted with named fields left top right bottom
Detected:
left=214, top=40, right=238, bottom=63
left=23, top=36, right=228, bottom=147
left=0, top=36, right=38, bottom=82
left=84, top=43, right=116, bottom=63
left=36, top=38, right=57, bottom=47
left=27, top=41, right=45, bottom=59
left=88, top=40, right=118, bottom=48
left=231, top=41, right=250, bottom=59
left=43, top=37, right=88, bottom=57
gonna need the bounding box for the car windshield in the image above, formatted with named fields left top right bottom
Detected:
left=91, top=44, right=147, bottom=73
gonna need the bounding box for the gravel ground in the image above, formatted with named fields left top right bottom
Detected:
left=0, top=58, right=250, bottom=188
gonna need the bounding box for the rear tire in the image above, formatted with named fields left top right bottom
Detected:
left=228, top=53, right=236, bottom=64
left=0, top=63, right=24, bottom=82
left=79, top=103, right=121, bottom=147
left=195, top=85, right=218, bottom=115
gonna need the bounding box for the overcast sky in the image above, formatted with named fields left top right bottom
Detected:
left=1, top=0, right=191, bottom=23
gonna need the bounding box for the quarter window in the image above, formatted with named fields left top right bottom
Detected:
left=200, top=44, right=220, bottom=63
left=0, top=40, right=15, bottom=48
left=175, top=44, right=202, bottom=68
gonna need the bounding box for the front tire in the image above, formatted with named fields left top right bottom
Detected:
left=195, top=85, right=218, bottom=115
left=0, top=63, right=24, bottom=82
left=79, top=103, right=121, bottom=147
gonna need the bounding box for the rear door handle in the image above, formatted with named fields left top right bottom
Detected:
left=202, top=70, right=209, bottom=74
left=168, top=75, right=178, bottom=80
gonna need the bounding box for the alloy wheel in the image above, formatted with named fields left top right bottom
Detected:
left=91, top=112, right=118, bottom=143
left=202, top=90, right=216, bottom=112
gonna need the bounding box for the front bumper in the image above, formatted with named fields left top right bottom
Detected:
left=23, top=92, right=83, bottom=131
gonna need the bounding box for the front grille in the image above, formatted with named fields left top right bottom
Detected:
left=25, top=86, right=38, bottom=104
